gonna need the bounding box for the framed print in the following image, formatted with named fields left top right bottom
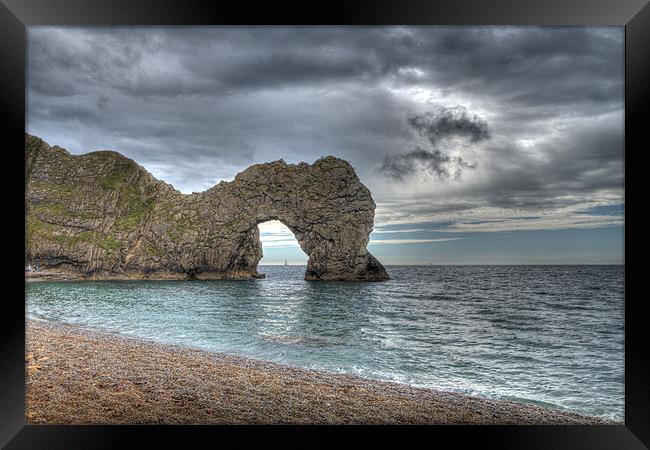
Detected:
left=0, top=0, right=647, bottom=448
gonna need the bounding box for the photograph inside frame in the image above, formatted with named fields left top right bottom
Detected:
left=24, top=26, right=624, bottom=425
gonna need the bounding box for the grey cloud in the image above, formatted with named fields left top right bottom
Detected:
left=407, top=106, right=490, bottom=145
left=379, top=117, right=624, bottom=222
left=26, top=26, right=624, bottom=230
left=380, top=106, right=487, bottom=180
left=380, top=147, right=477, bottom=181
left=381, top=147, right=450, bottom=180
left=411, top=27, right=623, bottom=109
left=28, top=27, right=623, bottom=108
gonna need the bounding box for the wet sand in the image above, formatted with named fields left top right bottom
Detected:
left=25, top=320, right=612, bottom=425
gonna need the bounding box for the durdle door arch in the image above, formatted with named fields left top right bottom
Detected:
left=25, top=134, right=389, bottom=281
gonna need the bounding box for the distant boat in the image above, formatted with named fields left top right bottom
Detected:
left=284, top=259, right=288, bottom=267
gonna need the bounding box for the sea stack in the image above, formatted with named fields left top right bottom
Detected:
left=25, top=134, right=389, bottom=281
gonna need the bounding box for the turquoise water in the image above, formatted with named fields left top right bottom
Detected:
left=26, top=265, right=624, bottom=421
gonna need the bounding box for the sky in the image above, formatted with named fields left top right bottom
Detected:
left=27, top=26, right=625, bottom=265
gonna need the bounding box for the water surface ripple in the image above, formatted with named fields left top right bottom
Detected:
left=26, top=265, right=624, bottom=421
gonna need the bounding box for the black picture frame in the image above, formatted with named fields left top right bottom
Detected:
left=1, top=1, right=647, bottom=448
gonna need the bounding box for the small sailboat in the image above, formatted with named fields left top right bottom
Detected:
left=284, top=259, right=288, bottom=267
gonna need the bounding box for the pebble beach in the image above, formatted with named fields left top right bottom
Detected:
left=25, top=320, right=612, bottom=425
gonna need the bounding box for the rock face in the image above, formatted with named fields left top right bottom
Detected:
left=25, top=134, right=389, bottom=281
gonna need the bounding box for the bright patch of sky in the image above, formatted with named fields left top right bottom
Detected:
left=258, top=220, right=307, bottom=265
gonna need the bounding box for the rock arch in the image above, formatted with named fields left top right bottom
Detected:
left=25, top=134, right=389, bottom=281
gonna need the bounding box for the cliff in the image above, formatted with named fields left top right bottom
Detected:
left=25, top=134, right=389, bottom=281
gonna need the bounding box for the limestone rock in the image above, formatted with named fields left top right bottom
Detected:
left=25, top=134, right=389, bottom=281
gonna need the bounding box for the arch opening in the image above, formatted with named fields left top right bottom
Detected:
left=257, top=220, right=308, bottom=276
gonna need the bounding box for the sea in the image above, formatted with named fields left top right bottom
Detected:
left=26, top=265, right=625, bottom=421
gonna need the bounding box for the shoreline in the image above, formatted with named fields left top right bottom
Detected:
left=25, top=271, right=80, bottom=281
left=26, top=319, right=615, bottom=425
left=25, top=270, right=263, bottom=282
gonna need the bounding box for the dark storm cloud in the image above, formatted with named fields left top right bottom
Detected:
left=380, top=105, right=487, bottom=180
left=27, top=26, right=624, bottom=229
left=407, top=106, right=490, bottom=145
left=405, top=27, right=623, bottom=109
left=380, top=147, right=476, bottom=181
left=376, top=116, right=624, bottom=226
left=28, top=27, right=623, bottom=107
